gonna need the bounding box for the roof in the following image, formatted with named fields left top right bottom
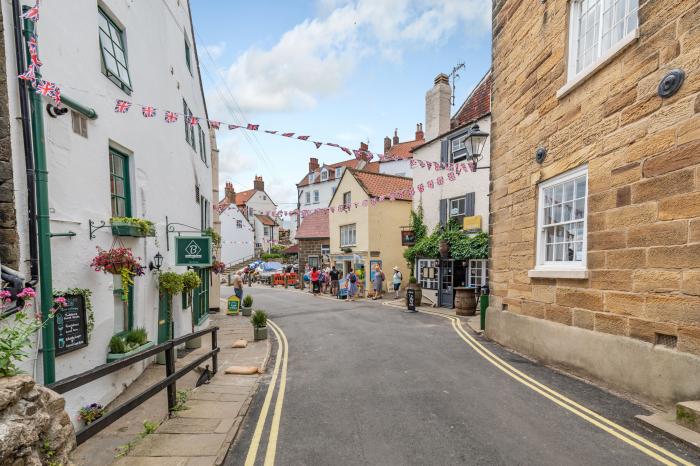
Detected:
left=452, top=71, right=492, bottom=129
left=254, top=214, right=277, bottom=226
left=350, top=170, right=413, bottom=201
left=295, top=210, right=329, bottom=239
left=233, top=189, right=256, bottom=206
left=296, top=158, right=377, bottom=187
left=282, top=244, right=299, bottom=255
left=385, top=138, right=424, bottom=160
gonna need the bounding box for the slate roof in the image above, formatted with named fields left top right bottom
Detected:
left=295, top=210, right=330, bottom=239
left=351, top=170, right=413, bottom=201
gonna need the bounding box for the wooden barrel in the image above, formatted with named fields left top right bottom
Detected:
left=455, top=288, right=476, bottom=316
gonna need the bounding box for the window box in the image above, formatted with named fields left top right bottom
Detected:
left=106, top=340, right=154, bottom=363
left=110, top=221, right=155, bottom=237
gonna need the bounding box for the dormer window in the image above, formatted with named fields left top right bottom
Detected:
left=321, top=169, right=328, bottom=181
left=335, top=167, right=342, bottom=178
left=308, top=173, right=315, bottom=183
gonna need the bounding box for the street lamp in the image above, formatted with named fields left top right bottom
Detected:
left=461, top=123, right=489, bottom=170
left=149, top=252, right=163, bottom=271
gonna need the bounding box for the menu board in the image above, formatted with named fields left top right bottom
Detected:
left=53, top=294, right=88, bottom=356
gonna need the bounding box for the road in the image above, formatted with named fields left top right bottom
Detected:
left=224, top=286, right=700, bottom=466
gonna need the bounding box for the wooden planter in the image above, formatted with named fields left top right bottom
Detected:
left=111, top=222, right=155, bottom=237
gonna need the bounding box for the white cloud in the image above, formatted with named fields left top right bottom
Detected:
left=217, top=136, right=257, bottom=190
left=211, top=0, right=491, bottom=114
left=201, top=41, right=226, bottom=61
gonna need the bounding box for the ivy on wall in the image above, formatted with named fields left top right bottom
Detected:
left=53, top=288, right=94, bottom=336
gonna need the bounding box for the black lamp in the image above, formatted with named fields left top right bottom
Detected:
left=461, top=123, right=489, bottom=169
left=149, top=252, right=163, bottom=271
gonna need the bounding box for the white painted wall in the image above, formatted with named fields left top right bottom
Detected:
left=220, top=207, right=254, bottom=266
left=241, top=190, right=277, bottom=250
left=379, top=159, right=412, bottom=178
left=298, top=177, right=339, bottom=212
left=3, top=0, right=213, bottom=423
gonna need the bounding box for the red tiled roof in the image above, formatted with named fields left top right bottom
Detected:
left=452, top=72, right=491, bottom=129
left=254, top=214, right=277, bottom=226
left=295, top=210, right=329, bottom=239
left=297, top=158, right=376, bottom=187
left=385, top=138, right=424, bottom=160
left=282, top=244, right=299, bottom=255
left=234, top=189, right=256, bottom=206
left=351, top=170, right=413, bottom=201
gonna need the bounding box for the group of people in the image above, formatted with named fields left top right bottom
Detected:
left=308, top=264, right=403, bottom=301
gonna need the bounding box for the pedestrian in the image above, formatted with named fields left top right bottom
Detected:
left=311, top=266, right=321, bottom=296
left=392, top=266, right=403, bottom=299
left=232, top=272, right=244, bottom=301
left=357, top=265, right=365, bottom=298
left=371, top=264, right=385, bottom=300
left=345, top=267, right=358, bottom=301
left=321, top=268, right=329, bottom=294
left=329, top=266, right=340, bottom=296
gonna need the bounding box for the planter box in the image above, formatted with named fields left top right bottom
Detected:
left=111, top=222, right=155, bottom=237
left=106, top=341, right=155, bottom=363
left=253, top=326, right=267, bottom=341
left=185, top=336, right=202, bottom=349
left=241, top=306, right=252, bottom=317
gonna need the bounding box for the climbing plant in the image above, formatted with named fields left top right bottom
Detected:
left=53, top=288, right=95, bottom=336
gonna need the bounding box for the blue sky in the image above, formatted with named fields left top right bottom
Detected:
left=190, top=0, right=493, bottom=208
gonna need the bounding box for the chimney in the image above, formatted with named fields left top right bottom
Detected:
left=384, top=136, right=391, bottom=153
left=392, top=128, right=399, bottom=145
left=415, top=123, right=424, bottom=141
left=360, top=142, right=369, bottom=152
left=308, top=157, right=319, bottom=173
left=224, top=181, right=235, bottom=203
left=425, top=73, right=451, bottom=141
left=253, top=175, right=264, bottom=192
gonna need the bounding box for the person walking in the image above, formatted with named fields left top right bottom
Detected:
left=392, top=266, right=403, bottom=299
left=357, top=265, right=366, bottom=298
left=329, top=266, right=340, bottom=296
left=311, top=266, right=321, bottom=296
left=232, top=272, right=244, bottom=301
left=371, top=264, right=385, bottom=300
left=345, top=267, right=358, bottom=301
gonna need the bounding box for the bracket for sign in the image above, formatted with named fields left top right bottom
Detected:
left=165, top=216, right=202, bottom=251
left=88, top=219, right=108, bottom=240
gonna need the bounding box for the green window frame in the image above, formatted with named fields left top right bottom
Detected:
left=183, top=99, right=195, bottom=148
left=198, top=125, right=207, bottom=165
left=191, top=268, right=210, bottom=326
left=114, top=284, right=134, bottom=334
left=109, top=148, right=131, bottom=217
left=185, top=37, right=192, bottom=74
left=98, top=8, right=132, bottom=93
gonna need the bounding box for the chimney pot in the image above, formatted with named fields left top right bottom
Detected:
left=360, top=142, right=369, bottom=151
left=393, top=128, right=399, bottom=145
left=224, top=181, right=236, bottom=203
left=308, top=157, right=320, bottom=173
left=384, top=136, right=391, bottom=153
left=415, top=123, right=424, bottom=141
left=253, top=176, right=264, bottom=192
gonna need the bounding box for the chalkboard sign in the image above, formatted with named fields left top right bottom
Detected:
left=406, top=288, right=416, bottom=312
left=54, top=294, right=88, bottom=355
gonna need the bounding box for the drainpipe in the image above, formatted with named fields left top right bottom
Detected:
left=22, top=9, right=55, bottom=384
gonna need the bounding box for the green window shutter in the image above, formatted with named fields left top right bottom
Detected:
left=465, top=192, right=475, bottom=216
left=439, top=199, right=447, bottom=226
left=98, top=7, right=132, bottom=93
left=185, top=38, right=191, bottom=73
left=109, top=148, right=131, bottom=217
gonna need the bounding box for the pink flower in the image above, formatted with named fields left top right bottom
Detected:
left=0, top=290, right=11, bottom=300
left=17, top=287, right=36, bottom=299
left=54, top=296, right=68, bottom=307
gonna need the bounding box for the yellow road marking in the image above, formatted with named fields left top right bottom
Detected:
left=244, top=321, right=284, bottom=466
left=418, top=308, right=691, bottom=466
left=264, top=320, right=289, bottom=466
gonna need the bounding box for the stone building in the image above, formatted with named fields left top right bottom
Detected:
left=295, top=210, right=330, bottom=277
left=488, top=0, right=700, bottom=405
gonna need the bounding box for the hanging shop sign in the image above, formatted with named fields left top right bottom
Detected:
left=401, top=229, right=416, bottom=246
left=175, top=236, right=212, bottom=267
left=54, top=294, right=88, bottom=356
left=462, top=215, right=482, bottom=233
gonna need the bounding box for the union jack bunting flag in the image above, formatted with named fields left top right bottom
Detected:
left=426, top=163, right=432, bottom=171
left=297, top=135, right=310, bottom=140
left=326, top=143, right=339, bottom=147
left=329, top=207, right=335, bottom=213
left=427, top=180, right=434, bottom=189
left=408, top=187, right=415, bottom=196
left=246, top=123, right=259, bottom=130
left=417, top=184, right=425, bottom=193
left=188, top=115, right=199, bottom=126
left=18, top=65, right=36, bottom=82
left=27, top=35, right=38, bottom=55
left=210, top=121, right=221, bottom=130
left=389, top=195, right=396, bottom=201
left=370, top=198, right=377, bottom=206
left=228, top=124, right=241, bottom=130
left=30, top=52, right=42, bottom=67
left=362, top=199, right=369, bottom=207
left=468, top=161, right=477, bottom=172
left=447, top=171, right=456, bottom=181
left=142, top=106, right=156, bottom=118
left=410, top=159, right=417, bottom=168
left=21, top=2, right=39, bottom=22
left=281, top=132, right=294, bottom=137
left=264, top=130, right=277, bottom=134
left=114, top=99, right=132, bottom=113
left=340, top=147, right=351, bottom=155
left=436, top=176, right=444, bottom=186
left=313, top=141, right=323, bottom=149
left=435, top=162, right=442, bottom=170
left=35, top=80, right=56, bottom=97
left=164, top=111, right=178, bottom=123
left=461, top=162, right=469, bottom=172
left=51, top=86, right=61, bottom=106
left=418, top=160, right=425, bottom=168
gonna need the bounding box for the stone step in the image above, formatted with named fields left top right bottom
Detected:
left=636, top=412, right=700, bottom=453
left=677, top=401, right=700, bottom=433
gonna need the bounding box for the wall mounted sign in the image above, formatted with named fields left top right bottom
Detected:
left=54, top=294, right=88, bottom=356
left=175, top=236, right=212, bottom=266
left=401, top=230, right=416, bottom=246
left=369, top=260, right=383, bottom=282
left=462, top=215, right=482, bottom=232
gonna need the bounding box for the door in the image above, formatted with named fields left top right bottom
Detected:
left=439, top=259, right=454, bottom=308
left=158, top=292, right=172, bottom=343
left=192, top=268, right=210, bottom=327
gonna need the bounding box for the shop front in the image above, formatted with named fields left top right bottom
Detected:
left=416, top=257, right=487, bottom=308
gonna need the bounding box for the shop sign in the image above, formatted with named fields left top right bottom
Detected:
left=401, top=230, right=416, bottom=246
left=54, top=294, right=88, bottom=355
left=175, top=236, right=212, bottom=266
left=227, top=295, right=240, bottom=315
left=406, top=288, right=416, bottom=312
left=462, top=215, right=482, bottom=232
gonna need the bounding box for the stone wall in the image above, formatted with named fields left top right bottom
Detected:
left=0, top=3, right=19, bottom=269
left=490, top=1, right=700, bottom=355
left=298, top=237, right=329, bottom=272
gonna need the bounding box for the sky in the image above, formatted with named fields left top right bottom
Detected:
left=190, top=0, right=493, bottom=210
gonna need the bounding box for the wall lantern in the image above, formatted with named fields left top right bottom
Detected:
left=461, top=123, right=489, bottom=169
left=149, top=252, right=163, bottom=271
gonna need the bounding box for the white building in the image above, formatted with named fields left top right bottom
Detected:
left=379, top=125, right=424, bottom=177
left=218, top=199, right=254, bottom=266
left=411, top=72, right=492, bottom=307
left=219, top=177, right=278, bottom=256
left=2, top=0, right=214, bottom=421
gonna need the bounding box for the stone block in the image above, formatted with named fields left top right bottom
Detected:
left=678, top=326, right=700, bottom=356
left=556, top=287, right=603, bottom=311
left=648, top=244, right=700, bottom=268
left=616, top=186, right=631, bottom=207
left=590, top=270, right=633, bottom=291
left=588, top=189, right=617, bottom=213
left=589, top=230, right=627, bottom=251
left=681, top=270, right=700, bottom=296
left=606, top=249, right=645, bottom=269
left=594, top=313, right=628, bottom=336
left=605, top=203, right=657, bottom=229
left=588, top=251, right=606, bottom=269
left=531, top=285, right=556, bottom=304
left=628, top=318, right=677, bottom=344
left=691, top=219, right=700, bottom=243
left=677, top=115, right=700, bottom=145
left=572, top=308, right=595, bottom=330
left=632, top=269, right=681, bottom=292
left=627, top=220, right=688, bottom=247
left=631, top=169, right=695, bottom=203
left=623, top=128, right=676, bottom=163
left=521, top=300, right=546, bottom=319
left=643, top=140, right=700, bottom=178
left=645, top=295, right=700, bottom=325
left=620, top=94, right=662, bottom=126
left=658, top=191, right=700, bottom=220
left=604, top=291, right=645, bottom=316
left=545, top=304, right=573, bottom=326
left=648, top=96, right=696, bottom=134
left=588, top=212, right=606, bottom=232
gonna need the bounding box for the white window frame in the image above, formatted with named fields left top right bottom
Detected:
left=321, top=169, right=328, bottom=181
left=320, top=244, right=330, bottom=255
left=342, top=191, right=351, bottom=205
left=417, top=259, right=438, bottom=290
left=308, top=173, right=315, bottom=183
left=449, top=197, right=466, bottom=224
left=468, top=260, right=488, bottom=287
left=450, top=133, right=468, bottom=162
left=313, top=190, right=320, bottom=204
left=264, top=226, right=270, bottom=237
left=305, top=191, right=311, bottom=205
left=340, top=224, right=356, bottom=247
left=308, top=255, right=320, bottom=268
left=335, top=167, right=342, bottom=178
left=248, top=207, right=254, bottom=218
left=236, top=220, right=242, bottom=229
left=559, top=0, right=639, bottom=98
left=530, top=165, right=589, bottom=279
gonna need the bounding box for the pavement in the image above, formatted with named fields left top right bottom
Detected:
left=71, top=306, right=269, bottom=466
left=226, top=286, right=700, bottom=466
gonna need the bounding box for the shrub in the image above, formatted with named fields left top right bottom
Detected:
left=159, top=272, right=184, bottom=295
left=251, top=310, right=267, bottom=328
left=408, top=276, right=417, bottom=284
left=108, top=335, right=128, bottom=354
left=242, top=295, right=253, bottom=308
left=182, top=271, right=201, bottom=292
left=110, top=217, right=155, bottom=235
left=125, top=327, right=148, bottom=346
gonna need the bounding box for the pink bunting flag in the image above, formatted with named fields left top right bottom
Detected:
left=114, top=99, right=132, bottom=113
left=427, top=180, right=434, bottom=189
left=247, top=123, right=259, bottom=130
left=341, top=147, right=351, bottom=155
left=165, top=111, right=178, bottom=123
left=326, top=143, right=339, bottom=147
left=228, top=124, right=241, bottom=130
left=448, top=171, right=456, bottom=181
left=330, top=207, right=335, bottom=213
left=142, top=106, right=156, bottom=118
left=313, top=141, right=323, bottom=149
left=188, top=115, right=199, bottom=126
left=417, top=184, right=425, bottom=193
left=362, top=200, right=368, bottom=207
left=370, top=198, right=377, bottom=206
left=410, top=159, right=417, bottom=168
left=297, top=135, right=310, bottom=140
left=468, top=161, right=477, bottom=172
left=436, top=176, right=444, bottom=186
left=210, top=121, right=221, bottom=130
left=282, top=132, right=295, bottom=137
left=265, top=130, right=277, bottom=134
left=418, top=160, right=425, bottom=168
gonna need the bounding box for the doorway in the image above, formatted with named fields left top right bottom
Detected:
left=439, top=259, right=453, bottom=308
left=158, top=292, right=172, bottom=344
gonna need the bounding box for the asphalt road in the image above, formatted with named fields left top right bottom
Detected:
left=225, top=286, right=700, bottom=466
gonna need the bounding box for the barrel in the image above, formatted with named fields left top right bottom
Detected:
left=455, top=288, right=476, bottom=316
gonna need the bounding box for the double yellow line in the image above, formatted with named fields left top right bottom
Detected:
left=245, top=319, right=289, bottom=466
left=419, top=308, right=693, bottom=466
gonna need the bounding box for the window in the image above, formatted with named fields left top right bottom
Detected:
left=335, top=167, right=342, bottom=178
left=308, top=255, right=320, bottom=268
left=417, top=259, right=438, bottom=290
left=449, top=197, right=466, bottom=225
left=468, top=260, right=488, bottom=287
left=184, top=36, right=192, bottom=74
left=236, top=220, right=243, bottom=229
left=450, top=133, right=468, bottom=162
left=71, top=111, right=88, bottom=138
left=198, top=125, right=207, bottom=164
left=98, top=8, right=132, bottom=93
left=313, top=190, right=320, bottom=204
left=264, top=226, right=270, bottom=236
left=262, top=195, right=267, bottom=201
left=195, top=184, right=200, bottom=204
left=183, top=100, right=195, bottom=148
left=109, top=148, right=131, bottom=217
left=321, top=244, right=330, bottom=255
left=308, top=173, right=315, bottom=183
left=536, top=166, right=588, bottom=271
left=340, top=224, right=356, bottom=247
left=342, top=191, right=351, bottom=205
left=113, top=278, right=133, bottom=334
left=568, top=0, right=639, bottom=80
left=321, top=169, right=328, bottom=181
left=248, top=207, right=254, bottom=218
left=200, top=197, right=210, bottom=229
left=305, top=191, right=311, bottom=205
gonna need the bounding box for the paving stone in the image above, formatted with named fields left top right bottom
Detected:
left=156, top=417, right=220, bottom=434
left=113, top=457, right=190, bottom=466
left=175, top=400, right=244, bottom=419
left=129, top=433, right=226, bottom=457
left=215, top=418, right=235, bottom=434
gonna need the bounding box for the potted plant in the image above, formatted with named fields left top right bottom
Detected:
left=212, top=260, right=226, bottom=274
left=406, top=276, right=423, bottom=307
left=110, top=217, right=155, bottom=237
left=159, top=271, right=184, bottom=296
left=251, top=310, right=267, bottom=341
left=241, top=295, right=253, bottom=316
left=91, top=247, right=145, bottom=301
left=106, top=327, right=154, bottom=362
left=78, top=403, right=107, bottom=425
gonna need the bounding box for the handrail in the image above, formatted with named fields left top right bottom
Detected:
left=48, top=326, right=219, bottom=445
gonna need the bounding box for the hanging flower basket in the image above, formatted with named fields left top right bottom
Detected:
left=90, top=247, right=144, bottom=301
left=212, top=261, right=226, bottom=274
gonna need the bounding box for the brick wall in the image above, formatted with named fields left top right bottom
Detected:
left=0, top=4, right=19, bottom=269
left=490, top=1, right=700, bottom=355
left=298, top=238, right=329, bottom=272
